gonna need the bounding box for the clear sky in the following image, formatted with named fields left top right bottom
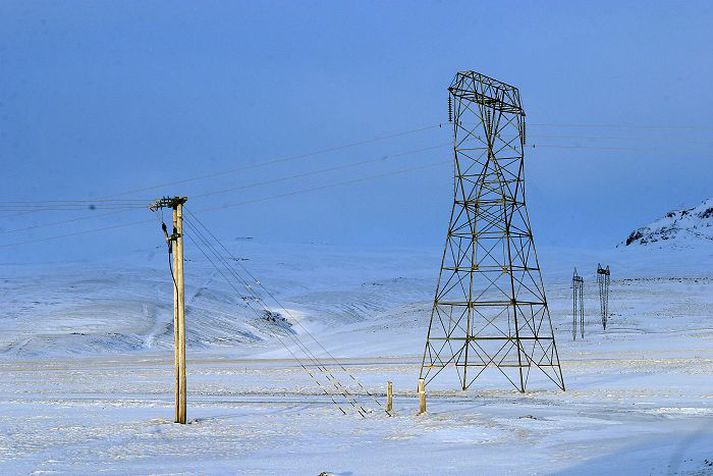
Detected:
left=1, top=1, right=712, bottom=262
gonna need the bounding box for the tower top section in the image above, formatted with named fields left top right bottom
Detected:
left=449, top=71, right=523, bottom=114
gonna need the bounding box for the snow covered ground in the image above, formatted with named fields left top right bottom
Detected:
left=1, top=241, right=713, bottom=474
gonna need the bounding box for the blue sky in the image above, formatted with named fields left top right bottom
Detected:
left=1, top=1, right=712, bottom=262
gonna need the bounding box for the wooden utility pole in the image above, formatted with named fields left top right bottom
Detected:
left=173, top=199, right=187, bottom=424
left=150, top=196, right=188, bottom=424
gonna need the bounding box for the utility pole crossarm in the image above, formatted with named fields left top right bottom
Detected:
left=149, top=196, right=188, bottom=211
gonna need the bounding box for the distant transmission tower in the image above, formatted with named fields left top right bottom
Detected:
left=597, top=264, right=611, bottom=329
left=572, top=268, right=584, bottom=340
left=420, top=71, right=565, bottom=392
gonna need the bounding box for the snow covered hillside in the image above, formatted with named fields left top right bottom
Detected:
left=622, top=198, right=713, bottom=247
left=2, top=240, right=713, bottom=358
left=2, top=241, right=713, bottom=474
left=0, top=243, right=439, bottom=357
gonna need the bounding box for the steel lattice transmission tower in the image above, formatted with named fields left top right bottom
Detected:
left=597, top=264, right=611, bottom=330
left=572, top=268, right=585, bottom=340
left=420, top=71, right=565, bottom=392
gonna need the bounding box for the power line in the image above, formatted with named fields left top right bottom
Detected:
left=0, top=199, right=147, bottom=204
left=0, top=203, right=149, bottom=212
left=529, top=144, right=639, bottom=151
left=182, top=215, right=369, bottom=416
left=529, top=122, right=713, bottom=132
left=1, top=209, right=133, bottom=234
left=0, top=160, right=442, bottom=249
left=4, top=120, right=710, bottom=247
left=184, top=219, right=366, bottom=416
left=0, top=122, right=446, bottom=218
left=4, top=120, right=709, bottom=216
left=192, top=160, right=443, bottom=215
left=191, top=143, right=448, bottom=201
left=113, top=123, right=445, bottom=197
left=0, top=218, right=153, bottom=249
left=185, top=210, right=387, bottom=413
left=1, top=143, right=448, bottom=235
left=530, top=133, right=713, bottom=144
left=186, top=235, right=350, bottom=416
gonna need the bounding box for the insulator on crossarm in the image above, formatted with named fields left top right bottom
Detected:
left=448, top=94, right=453, bottom=123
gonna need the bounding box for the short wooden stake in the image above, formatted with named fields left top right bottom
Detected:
left=417, top=378, right=426, bottom=415
left=386, top=381, right=393, bottom=414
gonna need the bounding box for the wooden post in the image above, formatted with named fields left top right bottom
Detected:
left=417, top=378, right=426, bottom=415
left=173, top=199, right=187, bottom=424
left=386, top=381, right=393, bottom=414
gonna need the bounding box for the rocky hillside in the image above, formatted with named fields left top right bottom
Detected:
left=623, top=198, right=713, bottom=247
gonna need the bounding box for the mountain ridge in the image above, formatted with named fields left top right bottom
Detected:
left=622, top=198, right=713, bottom=247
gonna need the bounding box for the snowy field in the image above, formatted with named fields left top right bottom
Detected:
left=1, top=242, right=713, bottom=475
